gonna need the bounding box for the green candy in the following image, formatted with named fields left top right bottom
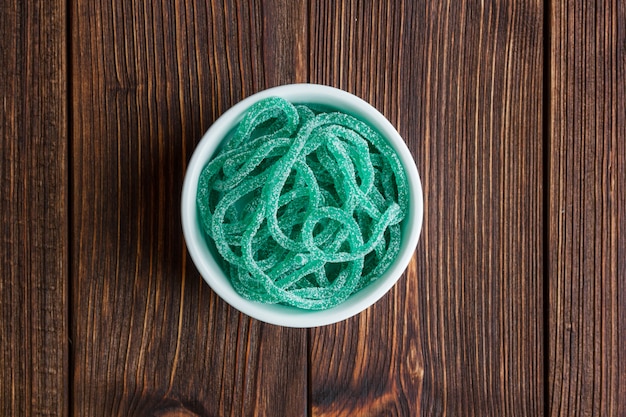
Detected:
left=197, top=97, right=408, bottom=310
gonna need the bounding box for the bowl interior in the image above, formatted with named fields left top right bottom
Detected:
left=181, top=84, right=423, bottom=327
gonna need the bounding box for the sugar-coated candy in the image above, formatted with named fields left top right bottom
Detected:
left=196, top=97, right=408, bottom=310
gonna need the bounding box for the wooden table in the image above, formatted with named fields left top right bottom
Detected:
left=2, top=1, right=624, bottom=415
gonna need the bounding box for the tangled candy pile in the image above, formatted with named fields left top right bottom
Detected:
left=197, top=97, right=408, bottom=310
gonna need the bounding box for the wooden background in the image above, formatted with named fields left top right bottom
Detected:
left=1, top=0, right=624, bottom=415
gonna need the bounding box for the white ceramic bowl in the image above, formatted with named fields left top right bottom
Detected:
left=181, top=84, right=423, bottom=327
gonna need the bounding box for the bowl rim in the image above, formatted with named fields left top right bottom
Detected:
left=181, top=83, right=423, bottom=327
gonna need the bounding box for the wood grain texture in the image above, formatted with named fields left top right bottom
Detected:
left=410, top=2, right=545, bottom=413
left=0, top=1, right=68, bottom=416
left=70, top=1, right=307, bottom=415
left=548, top=1, right=626, bottom=416
left=308, top=1, right=545, bottom=415
left=7, top=0, right=625, bottom=415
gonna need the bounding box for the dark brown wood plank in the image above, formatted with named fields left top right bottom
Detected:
left=70, top=1, right=307, bottom=415
left=308, top=1, right=545, bottom=415
left=0, top=1, right=69, bottom=416
left=548, top=1, right=626, bottom=416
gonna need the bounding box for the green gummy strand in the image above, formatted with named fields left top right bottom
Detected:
left=196, top=96, right=409, bottom=310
